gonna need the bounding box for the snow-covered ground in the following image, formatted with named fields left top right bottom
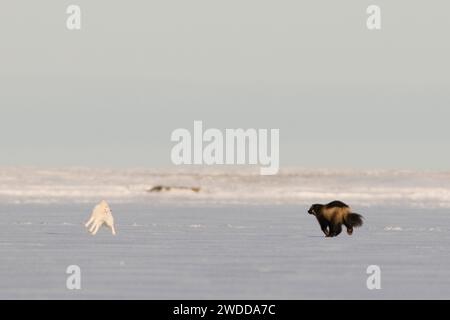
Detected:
left=0, top=168, right=449, bottom=299
left=2, top=167, right=450, bottom=208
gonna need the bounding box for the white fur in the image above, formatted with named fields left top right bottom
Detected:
left=85, top=200, right=116, bottom=235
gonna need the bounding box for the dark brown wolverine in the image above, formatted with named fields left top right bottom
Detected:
left=308, top=200, right=363, bottom=237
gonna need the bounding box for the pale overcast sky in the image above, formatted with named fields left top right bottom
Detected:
left=0, top=1, right=449, bottom=169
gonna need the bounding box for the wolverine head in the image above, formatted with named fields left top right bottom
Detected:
left=308, top=204, right=323, bottom=216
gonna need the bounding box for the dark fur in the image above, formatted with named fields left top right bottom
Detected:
left=308, top=200, right=363, bottom=237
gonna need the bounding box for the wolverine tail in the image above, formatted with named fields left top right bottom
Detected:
left=345, top=212, right=364, bottom=228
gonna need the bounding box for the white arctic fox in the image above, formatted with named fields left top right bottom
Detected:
left=85, top=200, right=116, bottom=235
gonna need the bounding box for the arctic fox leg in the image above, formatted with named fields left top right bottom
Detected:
left=91, top=223, right=101, bottom=235
left=85, top=216, right=95, bottom=228
left=89, top=222, right=98, bottom=233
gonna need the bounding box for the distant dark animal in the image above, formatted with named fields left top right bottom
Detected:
left=308, top=201, right=363, bottom=237
left=148, top=185, right=201, bottom=193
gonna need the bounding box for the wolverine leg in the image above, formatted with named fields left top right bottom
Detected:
left=319, top=221, right=329, bottom=236
left=333, top=224, right=342, bottom=236
left=343, top=221, right=353, bottom=235
left=326, top=226, right=334, bottom=237
left=328, top=223, right=342, bottom=237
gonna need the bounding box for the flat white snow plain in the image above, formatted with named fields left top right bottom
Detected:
left=0, top=203, right=449, bottom=299
left=0, top=168, right=449, bottom=299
